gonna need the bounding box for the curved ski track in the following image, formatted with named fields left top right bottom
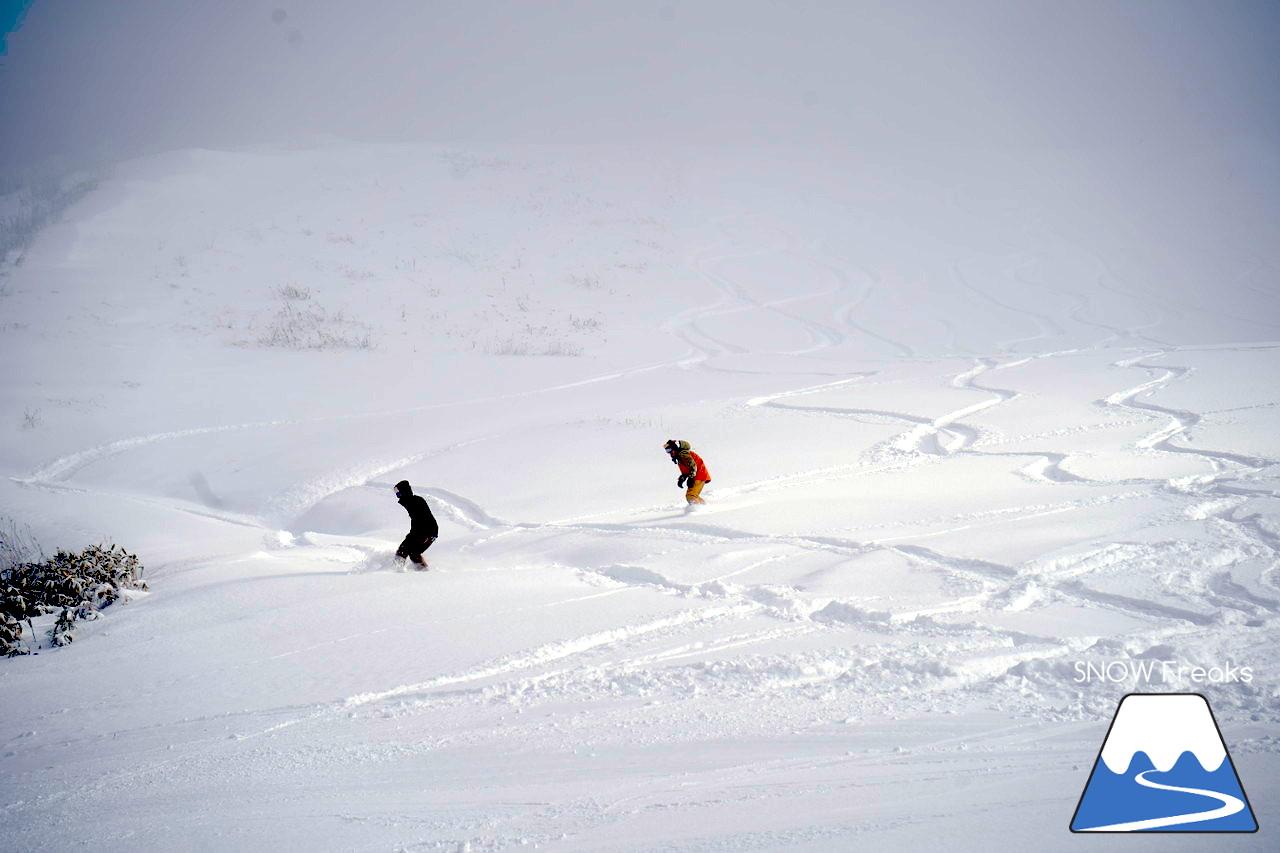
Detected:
left=11, top=212, right=1280, bottom=737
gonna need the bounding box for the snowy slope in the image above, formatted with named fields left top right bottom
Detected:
left=1, top=143, right=1278, bottom=851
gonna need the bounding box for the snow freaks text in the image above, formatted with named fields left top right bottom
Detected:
left=1073, top=660, right=1254, bottom=685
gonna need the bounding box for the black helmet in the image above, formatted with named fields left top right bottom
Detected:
left=663, top=439, right=678, bottom=453
left=394, top=479, right=412, bottom=498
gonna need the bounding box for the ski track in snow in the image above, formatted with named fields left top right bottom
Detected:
left=666, top=227, right=1280, bottom=719
left=309, top=225, right=1262, bottom=735
left=5, top=155, right=1280, bottom=853
left=13, top=213, right=1280, bottom=726
left=1106, top=352, right=1274, bottom=468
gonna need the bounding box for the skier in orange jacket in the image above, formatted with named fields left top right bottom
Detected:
left=664, top=439, right=711, bottom=505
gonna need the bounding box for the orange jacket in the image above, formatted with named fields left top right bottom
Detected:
left=674, top=449, right=711, bottom=482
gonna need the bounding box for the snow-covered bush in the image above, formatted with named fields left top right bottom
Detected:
left=1, top=540, right=146, bottom=656
left=0, top=165, right=103, bottom=260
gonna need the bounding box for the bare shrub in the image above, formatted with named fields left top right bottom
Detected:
left=275, top=283, right=312, bottom=301
left=568, top=273, right=601, bottom=290
left=482, top=336, right=582, bottom=357
left=256, top=287, right=373, bottom=350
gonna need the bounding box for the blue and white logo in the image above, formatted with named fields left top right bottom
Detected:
left=1071, top=693, right=1258, bottom=832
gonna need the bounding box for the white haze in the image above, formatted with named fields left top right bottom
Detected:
left=2, top=1, right=1278, bottom=345
left=3, top=0, right=1279, bottom=158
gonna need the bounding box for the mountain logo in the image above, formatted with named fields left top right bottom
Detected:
left=1071, top=693, right=1258, bottom=832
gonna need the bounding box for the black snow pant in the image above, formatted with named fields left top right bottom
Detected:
left=396, top=534, right=436, bottom=567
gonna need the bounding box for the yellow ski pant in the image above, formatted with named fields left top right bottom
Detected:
left=685, top=479, right=708, bottom=504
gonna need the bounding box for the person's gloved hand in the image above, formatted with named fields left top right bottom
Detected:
left=677, top=474, right=689, bottom=488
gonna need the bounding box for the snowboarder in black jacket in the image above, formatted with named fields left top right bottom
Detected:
left=394, top=479, right=438, bottom=568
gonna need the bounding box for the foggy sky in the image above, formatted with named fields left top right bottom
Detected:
left=1, top=0, right=1278, bottom=173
